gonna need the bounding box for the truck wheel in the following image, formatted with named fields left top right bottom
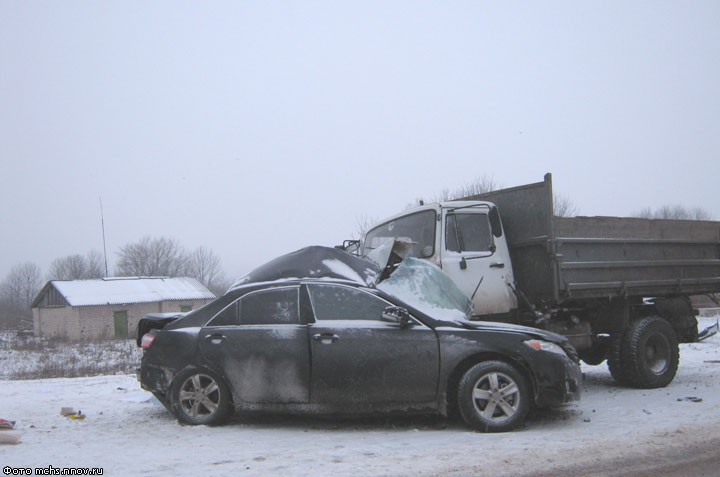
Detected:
left=607, top=334, right=632, bottom=386
left=170, top=367, right=233, bottom=426
left=611, top=317, right=679, bottom=389
left=677, top=318, right=699, bottom=343
left=579, top=343, right=608, bottom=366
left=457, top=361, right=530, bottom=432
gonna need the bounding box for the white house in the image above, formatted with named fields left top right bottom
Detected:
left=32, top=277, right=216, bottom=340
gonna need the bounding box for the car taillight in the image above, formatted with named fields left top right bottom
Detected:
left=140, top=333, right=156, bottom=349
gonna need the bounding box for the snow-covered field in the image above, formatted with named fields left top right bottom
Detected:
left=1, top=316, right=719, bottom=477
left=0, top=332, right=141, bottom=380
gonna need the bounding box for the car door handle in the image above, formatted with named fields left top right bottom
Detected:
left=312, top=333, right=339, bottom=344
left=490, top=262, right=505, bottom=269
left=204, top=334, right=226, bottom=344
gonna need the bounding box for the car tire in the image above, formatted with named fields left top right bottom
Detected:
left=457, top=361, right=530, bottom=432
left=170, top=367, right=233, bottom=426
left=621, top=316, right=679, bottom=389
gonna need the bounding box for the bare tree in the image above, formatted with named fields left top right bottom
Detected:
left=186, top=246, right=226, bottom=294
left=403, top=175, right=502, bottom=210
left=633, top=205, right=712, bottom=220
left=553, top=193, right=579, bottom=217
left=0, top=262, right=42, bottom=330
left=453, top=175, right=502, bottom=199
left=49, top=254, right=86, bottom=280
left=418, top=175, right=502, bottom=205
left=116, top=236, right=188, bottom=277
left=48, top=251, right=105, bottom=280
left=353, top=214, right=380, bottom=241
left=86, top=250, right=106, bottom=277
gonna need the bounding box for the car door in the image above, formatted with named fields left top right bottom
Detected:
left=305, top=283, right=439, bottom=405
left=198, top=286, right=310, bottom=403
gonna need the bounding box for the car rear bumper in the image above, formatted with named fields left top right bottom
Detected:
left=138, top=362, right=174, bottom=393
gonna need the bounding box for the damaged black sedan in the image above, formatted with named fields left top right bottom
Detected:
left=138, top=246, right=581, bottom=432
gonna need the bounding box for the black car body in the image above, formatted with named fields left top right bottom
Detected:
left=138, top=246, right=581, bottom=432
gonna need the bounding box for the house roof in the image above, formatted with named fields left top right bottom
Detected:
left=33, top=277, right=216, bottom=307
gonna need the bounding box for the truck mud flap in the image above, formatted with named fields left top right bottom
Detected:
left=698, top=320, right=719, bottom=341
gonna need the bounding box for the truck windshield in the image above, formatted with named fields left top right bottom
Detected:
left=364, top=210, right=436, bottom=258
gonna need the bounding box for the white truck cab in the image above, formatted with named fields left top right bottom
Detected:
left=362, top=201, right=518, bottom=319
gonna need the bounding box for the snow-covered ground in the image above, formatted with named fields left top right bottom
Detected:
left=0, top=332, right=141, bottom=380
left=1, top=316, right=719, bottom=477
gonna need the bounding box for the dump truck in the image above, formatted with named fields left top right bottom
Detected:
left=358, top=173, right=720, bottom=388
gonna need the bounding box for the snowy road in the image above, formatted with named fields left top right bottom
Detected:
left=1, top=316, right=719, bottom=477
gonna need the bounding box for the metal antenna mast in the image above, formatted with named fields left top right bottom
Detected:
left=99, top=197, right=109, bottom=277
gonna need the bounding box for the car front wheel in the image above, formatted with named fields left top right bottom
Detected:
left=170, top=367, right=233, bottom=426
left=457, top=361, right=530, bottom=432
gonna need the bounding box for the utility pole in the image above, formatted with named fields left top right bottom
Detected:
left=99, top=197, right=109, bottom=277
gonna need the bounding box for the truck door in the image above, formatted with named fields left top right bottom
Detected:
left=440, top=209, right=517, bottom=318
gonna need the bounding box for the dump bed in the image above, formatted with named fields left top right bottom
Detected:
left=468, top=174, right=720, bottom=305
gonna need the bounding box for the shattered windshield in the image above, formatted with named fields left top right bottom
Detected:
left=364, top=210, right=436, bottom=258
left=377, top=257, right=472, bottom=322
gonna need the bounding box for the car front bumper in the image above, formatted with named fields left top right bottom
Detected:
left=533, top=354, right=582, bottom=408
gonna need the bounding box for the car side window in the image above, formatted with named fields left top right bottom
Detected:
left=206, top=287, right=299, bottom=326
left=207, top=301, right=239, bottom=326
left=446, top=213, right=493, bottom=252
left=239, top=287, right=300, bottom=325
left=307, top=284, right=389, bottom=321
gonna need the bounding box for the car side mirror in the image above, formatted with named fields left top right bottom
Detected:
left=381, top=306, right=413, bottom=328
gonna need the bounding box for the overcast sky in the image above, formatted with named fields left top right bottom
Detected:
left=1, top=1, right=719, bottom=282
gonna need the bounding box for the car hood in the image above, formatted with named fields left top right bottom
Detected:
left=454, top=320, right=569, bottom=344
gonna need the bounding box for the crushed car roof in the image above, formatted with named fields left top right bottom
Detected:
left=228, top=246, right=381, bottom=291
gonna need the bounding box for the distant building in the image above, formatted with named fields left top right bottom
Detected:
left=32, top=277, right=216, bottom=340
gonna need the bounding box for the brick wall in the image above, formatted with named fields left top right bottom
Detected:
left=33, top=299, right=213, bottom=340
left=34, top=306, right=80, bottom=339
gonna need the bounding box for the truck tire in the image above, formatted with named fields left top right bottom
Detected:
left=609, top=316, right=679, bottom=389
left=607, top=334, right=632, bottom=386
left=654, top=296, right=698, bottom=343
left=579, top=343, right=608, bottom=366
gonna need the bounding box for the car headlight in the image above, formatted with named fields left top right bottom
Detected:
left=523, top=339, right=567, bottom=357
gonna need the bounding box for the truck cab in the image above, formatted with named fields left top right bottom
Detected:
left=362, top=201, right=518, bottom=319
